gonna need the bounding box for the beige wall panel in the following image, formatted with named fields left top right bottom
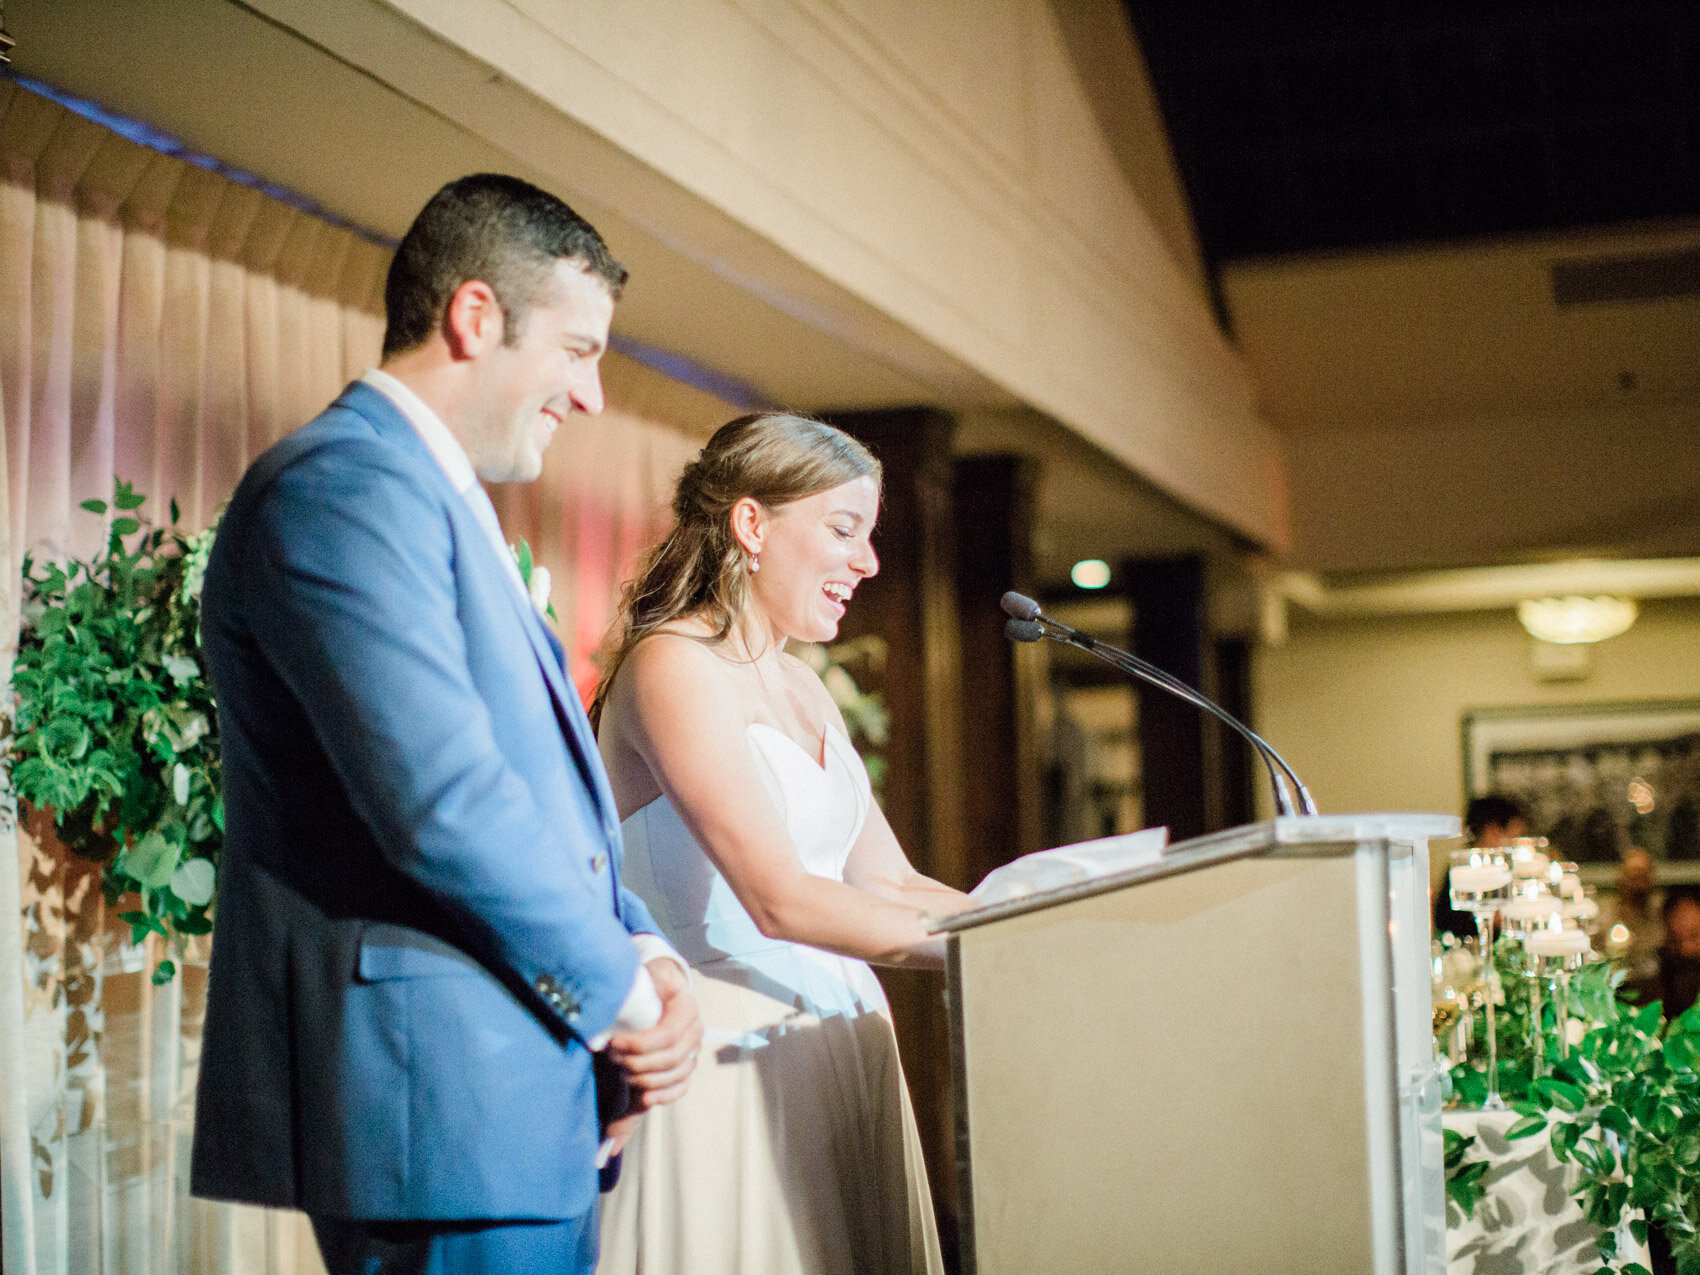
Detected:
left=1025, top=265, right=1283, bottom=536
left=503, top=0, right=1029, bottom=346
left=1021, top=2, right=1204, bottom=328
left=1254, top=598, right=1700, bottom=822
left=1224, top=228, right=1700, bottom=429
left=1282, top=401, right=1700, bottom=572
left=838, top=0, right=1030, bottom=175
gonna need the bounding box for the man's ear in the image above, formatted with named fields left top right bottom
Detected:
left=443, top=280, right=504, bottom=360
left=729, top=496, right=766, bottom=556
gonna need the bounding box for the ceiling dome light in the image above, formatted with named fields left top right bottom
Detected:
left=1517, top=595, right=1637, bottom=645
left=1071, top=559, right=1112, bottom=590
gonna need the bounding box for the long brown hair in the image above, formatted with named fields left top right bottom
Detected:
left=590, top=412, right=880, bottom=729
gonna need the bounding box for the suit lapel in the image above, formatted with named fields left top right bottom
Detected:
left=494, top=556, right=622, bottom=841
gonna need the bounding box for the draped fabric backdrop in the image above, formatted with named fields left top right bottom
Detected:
left=0, top=81, right=704, bottom=1275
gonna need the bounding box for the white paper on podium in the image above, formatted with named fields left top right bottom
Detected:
left=968, top=826, right=1169, bottom=908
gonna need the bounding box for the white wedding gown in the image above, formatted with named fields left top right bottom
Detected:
left=596, top=723, right=944, bottom=1274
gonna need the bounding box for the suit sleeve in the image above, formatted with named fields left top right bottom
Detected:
left=236, top=443, right=639, bottom=1043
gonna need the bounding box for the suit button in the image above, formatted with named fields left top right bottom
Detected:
left=590, top=852, right=608, bottom=874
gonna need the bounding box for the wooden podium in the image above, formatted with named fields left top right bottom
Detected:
left=937, top=814, right=1458, bottom=1275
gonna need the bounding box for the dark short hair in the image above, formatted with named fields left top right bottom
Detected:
left=1466, top=794, right=1528, bottom=838
left=382, top=174, right=627, bottom=359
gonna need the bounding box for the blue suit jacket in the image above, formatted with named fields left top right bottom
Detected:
left=190, top=382, right=657, bottom=1222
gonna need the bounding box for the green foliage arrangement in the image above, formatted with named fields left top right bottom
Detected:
left=9, top=480, right=220, bottom=983
left=1443, top=1125, right=1491, bottom=1219
left=1448, top=939, right=1700, bottom=1274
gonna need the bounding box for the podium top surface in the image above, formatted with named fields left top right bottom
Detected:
left=934, top=812, right=1461, bottom=934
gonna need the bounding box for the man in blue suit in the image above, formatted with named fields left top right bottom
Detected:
left=191, top=174, right=701, bottom=1274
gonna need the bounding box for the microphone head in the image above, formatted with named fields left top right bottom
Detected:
left=1005, top=618, right=1044, bottom=644
left=1000, top=591, right=1042, bottom=622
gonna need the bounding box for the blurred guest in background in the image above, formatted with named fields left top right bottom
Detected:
left=1654, top=885, right=1700, bottom=1020
left=1434, top=795, right=1529, bottom=941
left=1603, top=846, right=1663, bottom=992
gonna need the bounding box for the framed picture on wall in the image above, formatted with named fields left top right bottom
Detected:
left=1462, top=699, right=1700, bottom=879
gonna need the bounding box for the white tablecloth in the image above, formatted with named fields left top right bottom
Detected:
left=1445, top=1108, right=1649, bottom=1275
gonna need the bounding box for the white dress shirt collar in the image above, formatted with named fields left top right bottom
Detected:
left=359, top=368, right=478, bottom=494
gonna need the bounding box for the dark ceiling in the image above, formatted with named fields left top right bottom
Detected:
left=1123, top=1, right=1700, bottom=265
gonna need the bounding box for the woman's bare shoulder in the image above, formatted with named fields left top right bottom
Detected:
left=622, top=628, right=725, bottom=682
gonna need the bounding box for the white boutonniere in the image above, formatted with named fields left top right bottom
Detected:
left=510, top=538, right=558, bottom=623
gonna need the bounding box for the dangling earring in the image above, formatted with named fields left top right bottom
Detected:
left=749, top=553, right=760, bottom=574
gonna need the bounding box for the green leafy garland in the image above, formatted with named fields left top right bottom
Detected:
left=1447, top=939, right=1700, bottom=1274
left=8, top=481, right=220, bottom=983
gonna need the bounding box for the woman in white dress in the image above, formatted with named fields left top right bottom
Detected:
left=593, top=413, right=969, bottom=1274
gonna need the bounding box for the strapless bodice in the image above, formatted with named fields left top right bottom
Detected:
left=618, top=723, right=872, bottom=966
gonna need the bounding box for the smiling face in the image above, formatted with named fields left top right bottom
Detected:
left=461, top=258, right=614, bottom=482
left=743, top=475, right=880, bottom=644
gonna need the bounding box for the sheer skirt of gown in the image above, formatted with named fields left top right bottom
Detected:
left=597, top=724, right=944, bottom=1275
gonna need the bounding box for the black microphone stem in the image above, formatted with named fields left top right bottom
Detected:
left=1050, top=625, right=1303, bottom=818
left=1086, top=637, right=1310, bottom=817
left=1003, top=596, right=1317, bottom=818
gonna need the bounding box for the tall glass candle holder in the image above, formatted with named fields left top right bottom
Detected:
left=1502, top=891, right=1563, bottom=1079
left=1527, top=921, right=1591, bottom=1064
left=1450, top=848, right=1513, bottom=1108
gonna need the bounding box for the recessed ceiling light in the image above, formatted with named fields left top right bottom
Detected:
left=1517, top=595, right=1637, bottom=645
left=1071, top=559, right=1111, bottom=590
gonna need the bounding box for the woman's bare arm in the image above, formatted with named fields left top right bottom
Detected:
left=609, top=635, right=947, bottom=967
left=816, top=679, right=973, bottom=920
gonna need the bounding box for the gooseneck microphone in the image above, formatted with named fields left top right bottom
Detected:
left=1001, top=591, right=1318, bottom=818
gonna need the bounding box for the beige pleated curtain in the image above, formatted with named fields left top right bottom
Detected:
left=0, top=80, right=703, bottom=1275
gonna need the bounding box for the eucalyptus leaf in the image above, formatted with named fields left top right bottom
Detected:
left=121, top=832, right=179, bottom=889
left=170, top=856, right=215, bottom=906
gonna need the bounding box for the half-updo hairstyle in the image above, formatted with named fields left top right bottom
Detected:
left=589, top=413, right=881, bottom=729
